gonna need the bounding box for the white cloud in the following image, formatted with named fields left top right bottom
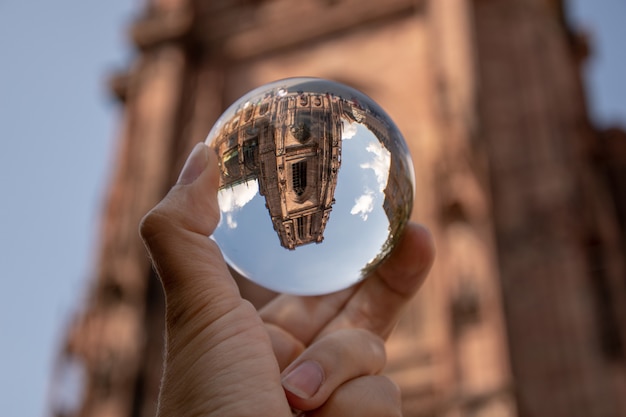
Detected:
left=217, top=179, right=259, bottom=229
left=350, top=190, right=375, bottom=221
left=225, top=213, right=237, bottom=229
left=342, top=119, right=357, bottom=140
left=360, top=141, right=391, bottom=192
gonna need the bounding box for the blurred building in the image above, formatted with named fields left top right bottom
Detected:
left=52, top=0, right=626, bottom=416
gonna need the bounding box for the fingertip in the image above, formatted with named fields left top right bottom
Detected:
left=405, top=222, right=436, bottom=269
left=378, top=222, right=435, bottom=296
left=140, top=143, right=222, bottom=253
left=282, top=360, right=325, bottom=400
left=177, top=142, right=209, bottom=185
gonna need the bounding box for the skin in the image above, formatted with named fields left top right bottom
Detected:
left=139, top=142, right=435, bottom=417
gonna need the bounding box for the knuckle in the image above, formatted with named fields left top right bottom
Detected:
left=139, top=206, right=164, bottom=242
left=309, top=328, right=387, bottom=378
left=371, top=376, right=403, bottom=417
left=383, top=376, right=402, bottom=406
left=335, top=328, right=386, bottom=364
left=319, top=375, right=403, bottom=417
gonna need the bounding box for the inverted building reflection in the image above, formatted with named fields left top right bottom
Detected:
left=213, top=89, right=412, bottom=253
left=354, top=105, right=413, bottom=276
left=214, top=91, right=343, bottom=249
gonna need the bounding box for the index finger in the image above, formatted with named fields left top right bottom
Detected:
left=260, top=222, right=434, bottom=344
left=318, top=222, right=434, bottom=339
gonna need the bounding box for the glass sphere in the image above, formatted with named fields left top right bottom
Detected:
left=206, top=77, right=414, bottom=295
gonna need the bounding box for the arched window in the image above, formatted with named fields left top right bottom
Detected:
left=243, top=107, right=253, bottom=122
left=292, top=161, right=307, bottom=197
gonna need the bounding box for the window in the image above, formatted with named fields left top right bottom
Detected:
left=243, top=107, right=253, bottom=122
left=243, top=138, right=258, bottom=169
left=292, top=161, right=307, bottom=197
left=224, top=149, right=239, bottom=177
left=296, top=216, right=310, bottom=239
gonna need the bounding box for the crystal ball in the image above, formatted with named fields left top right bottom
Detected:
left=206, top=77, right=414, bottom=295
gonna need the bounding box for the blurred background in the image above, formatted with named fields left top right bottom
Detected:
left=1, top=1, right=625, bottom=416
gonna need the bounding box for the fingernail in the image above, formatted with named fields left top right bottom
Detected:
left=177, top=143, right=208, bottom=185
left=282, top=361, right=324, bottom=399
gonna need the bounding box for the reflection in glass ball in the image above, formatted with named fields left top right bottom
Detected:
left=206, top=77, right=414, bottom=295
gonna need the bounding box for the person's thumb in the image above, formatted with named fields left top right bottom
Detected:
left=140, top=143, right=290, bottom=416
left=139, top=142, right=242, bottom=329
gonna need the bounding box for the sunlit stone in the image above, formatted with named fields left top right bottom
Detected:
left=206, top=77, right=414, bottom=295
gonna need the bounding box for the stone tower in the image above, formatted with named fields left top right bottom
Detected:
left=212, top=90, right=344, bottom=249
left=53, top=1, right=626, bottom=417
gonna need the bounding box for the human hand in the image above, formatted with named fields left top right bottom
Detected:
left=140, top=143, right=434, bottom=417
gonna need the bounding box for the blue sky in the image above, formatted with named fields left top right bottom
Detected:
left=569, top=0, right=626, bottom=127
left=0, top=1, right=137, bottom=416
left=0, top=1, right=624, bottom=416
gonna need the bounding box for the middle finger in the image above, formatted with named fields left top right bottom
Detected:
left=261, top=222, right=434, bottom=343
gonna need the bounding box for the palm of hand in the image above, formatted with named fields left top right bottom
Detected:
left=140, top=144, right=434, bottom=417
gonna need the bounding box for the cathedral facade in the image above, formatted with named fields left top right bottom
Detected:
left=211, top=90, right=343, bottom=249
